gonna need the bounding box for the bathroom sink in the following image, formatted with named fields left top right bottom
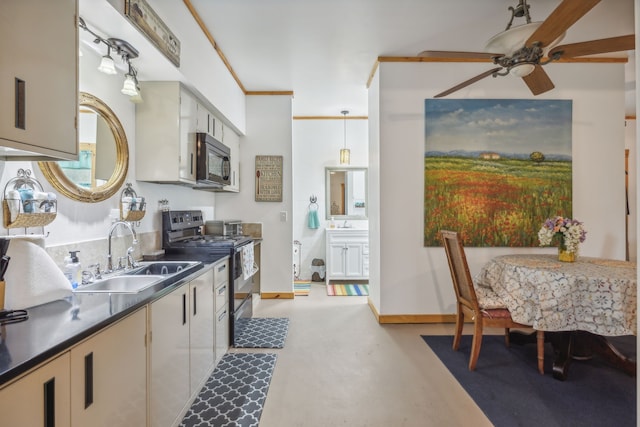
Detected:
left=128, top=261, right=201, bottom=276
left=73, top=275, right=165, bottom=294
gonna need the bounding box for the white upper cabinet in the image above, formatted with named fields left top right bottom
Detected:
left=221, top=125, right=240, bottom=192
left=196, top=102, right=215, bottom=137
left=0, top=0, right=78, bottom=160
left=136, top=81, right=198, bottom=184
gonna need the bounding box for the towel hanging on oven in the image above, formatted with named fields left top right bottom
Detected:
left=241, top=244, right=259, bottom=280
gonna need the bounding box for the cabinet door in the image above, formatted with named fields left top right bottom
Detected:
left=150, top=286, right=190, bottom=427
left=180, top=89, right=198, bottom=182
left=189, top=269, right=215, bottom=396
left=0, top=353, right=71, bottom=426
left=195, top=102, right=213, bottom=136
left=0, top=0, right=77, bottom=158
left=222, top=129, right=240, bottom=192
left=328, top=243, right=347, bottom=277
left=70, top=308, right=147, bottom=427
left=345, top=243, right=364, bottom=277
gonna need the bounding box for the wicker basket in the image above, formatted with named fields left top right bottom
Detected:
left=120, top=183, right=145, bottom=222
left=2, top=169, right=57, bottom=229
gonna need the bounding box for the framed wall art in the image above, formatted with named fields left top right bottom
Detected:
left=424, top=99, right=573, bottom=247
left=255, top=155, right=283, bottom=202
left=124, top=0, right=181, bottom=67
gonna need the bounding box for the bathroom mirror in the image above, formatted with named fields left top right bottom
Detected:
left=325, top=167, right=368, bottom=220
left=38, top=92, right=129, bottom=202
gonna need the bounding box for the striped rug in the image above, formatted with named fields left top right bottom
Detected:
left=294, top=281, right=311, bottom=296
left=327, top=284, right=369, bottom=296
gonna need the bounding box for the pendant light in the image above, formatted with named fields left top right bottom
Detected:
left=339, top=110, right=350, bottom=165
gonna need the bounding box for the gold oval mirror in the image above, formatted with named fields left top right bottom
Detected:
left=38, top=92, right=129, bottom=202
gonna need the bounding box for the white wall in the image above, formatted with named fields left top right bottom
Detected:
left=0, top=2, right=251, bottom=267
left=292, top=119, right=369, bottom=280
left=216, top=95, right=293, bottom=293
left=370, top=60, right=627, bottom=316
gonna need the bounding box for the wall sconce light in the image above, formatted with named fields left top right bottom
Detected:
left=339, top=110, right=350, bottom=165
left=79, top=17, right=142, bottom=102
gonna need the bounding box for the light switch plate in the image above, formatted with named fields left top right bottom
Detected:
left=280, top=211, right=287, bottom=222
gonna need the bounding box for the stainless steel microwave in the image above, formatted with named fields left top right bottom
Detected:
left=195, top=133, right=231, bottom=186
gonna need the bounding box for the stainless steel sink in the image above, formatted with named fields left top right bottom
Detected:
left=129, top=261, right=200, bottom=276
left=73, top=275, right=165, bottom=294
left=73, top=260, right=202, bottom=294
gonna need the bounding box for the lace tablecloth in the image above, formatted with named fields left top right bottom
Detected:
left=475, top=254, right=637, bottom=336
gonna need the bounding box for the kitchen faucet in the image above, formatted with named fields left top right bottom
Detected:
left=107, top=220, right=138, bottom=272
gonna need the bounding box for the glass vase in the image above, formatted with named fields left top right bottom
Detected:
left=558, top=247, right=576, bottom=262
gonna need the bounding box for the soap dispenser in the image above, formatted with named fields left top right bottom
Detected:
left=64, top=251, right=81, bottom=289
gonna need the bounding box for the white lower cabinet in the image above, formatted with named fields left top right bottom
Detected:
left=150, top=266, right=224, bottom=426
left=189, top=269, right=215, bottom=396
left=0, top=353, right=71, bottom=426
left=0, top=265, right=229, bottom=426
left=326, top=229, right=369, bottom=282
left=149, top=284, right=191, bottom=427
left=70, top=308, right=147, bottom=427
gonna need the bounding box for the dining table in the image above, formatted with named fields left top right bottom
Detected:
left=475, top=254, right=637, bottom=380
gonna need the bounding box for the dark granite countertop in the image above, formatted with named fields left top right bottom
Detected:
left=0, top=255, right=229, bottom=386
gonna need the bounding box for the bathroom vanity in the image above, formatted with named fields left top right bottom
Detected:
left=325, top=228, right=369, bottom=284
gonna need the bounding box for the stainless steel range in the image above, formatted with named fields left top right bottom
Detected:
left=161, top=210, right=255, bottom=347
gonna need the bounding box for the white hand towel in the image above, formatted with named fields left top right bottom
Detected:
left=4, top=239, right=72, bottom=310
left=241, top=244, right=259, bottom=280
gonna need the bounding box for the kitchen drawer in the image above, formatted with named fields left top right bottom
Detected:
left=215, top=306, right=229, bottom=364
left=213, top=259, right=229, bottom=287
left=215, top=281, right=228, bottom=312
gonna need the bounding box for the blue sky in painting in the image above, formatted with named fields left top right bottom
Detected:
left=424, top=99, right=572, bottom=157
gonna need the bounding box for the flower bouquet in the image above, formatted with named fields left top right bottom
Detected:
left=538, top=216, right=587, bottom=262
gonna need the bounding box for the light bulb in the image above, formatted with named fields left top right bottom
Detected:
left=340, top=148, right=350, bottom=165
left=509, top=63, right=536, bottom=78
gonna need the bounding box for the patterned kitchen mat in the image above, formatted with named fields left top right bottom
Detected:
left=233, top=317, right=290, bottom=348
left=180, top=352, right=277, bottom=427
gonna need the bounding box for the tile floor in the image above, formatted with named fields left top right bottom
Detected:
left=227, top=282, right=494, bottom=427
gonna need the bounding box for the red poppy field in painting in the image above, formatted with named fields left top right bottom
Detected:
left=424, top=156, right=572, bottom=247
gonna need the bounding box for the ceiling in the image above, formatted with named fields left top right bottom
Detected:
left=79, top=1, right=635, bottom=118
left=187, top=0, right=635, bottom=117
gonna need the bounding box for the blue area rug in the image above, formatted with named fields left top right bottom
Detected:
left=422, top=334, right=636, bottom=427
left=181, top=353, right=277, bottom=427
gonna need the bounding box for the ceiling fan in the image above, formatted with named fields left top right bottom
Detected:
left=420, top=0, right=635, bottom=98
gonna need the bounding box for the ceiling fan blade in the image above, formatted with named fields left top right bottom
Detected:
left=548, top=35, right=635, bottom=59
left=522, top=66, right=555, bottom=96
left=418, top=50, right=500, bottom=60
left=434, top=68, right=502, bottom=98
left=526, top=0, right=601, bottom=48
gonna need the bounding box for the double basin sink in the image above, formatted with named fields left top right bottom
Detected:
left=73, top=261, right=201, bottom=294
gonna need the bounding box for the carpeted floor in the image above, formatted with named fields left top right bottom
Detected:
left=293, top=281, right=311, bottom=296
left=326, top=283, right=369, bottom=296
left=422, top=334, right=636, bottom=427
left=180, top=353, right=277, bottom=427
left=234, top=317, right=290, bottom=348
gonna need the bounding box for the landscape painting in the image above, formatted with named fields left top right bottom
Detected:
left=424, top=99, right=572, bottom=247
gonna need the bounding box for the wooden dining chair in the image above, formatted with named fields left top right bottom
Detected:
left=439, top=230, right=544, bottom=373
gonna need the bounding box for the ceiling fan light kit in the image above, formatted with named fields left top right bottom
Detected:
left=427, top=0, right=633, bottom=98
